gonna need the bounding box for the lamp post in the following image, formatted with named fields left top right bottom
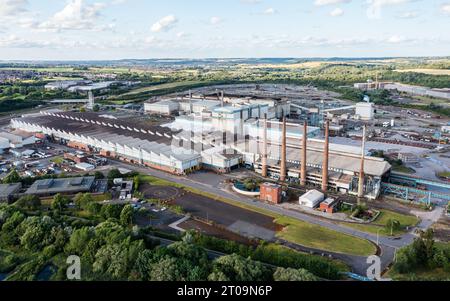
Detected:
left=376, top=229, right=382, bottom=247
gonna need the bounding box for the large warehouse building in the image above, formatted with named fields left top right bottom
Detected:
left=11, top=111, right=241, bottom=175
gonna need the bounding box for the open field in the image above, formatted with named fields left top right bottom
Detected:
left=275, top=217, right=377, bottom=256
left=340, top=209, right=420, bottom=237
left=395, top=69, right=450, bottom=76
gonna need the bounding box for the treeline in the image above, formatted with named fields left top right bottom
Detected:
left=392, top=229, right=450, bottom=281
left=0, top=82, right=83, bottom=113
left=0, top=199, right=323, bottom=281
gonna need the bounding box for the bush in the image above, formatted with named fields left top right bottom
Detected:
left=15, top=195, right=41, bottom=210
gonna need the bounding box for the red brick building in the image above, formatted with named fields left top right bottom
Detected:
left=319, top=198, right=340, bottom=214
left=260, top=183, right=282, bottom=204
left=64, top=152, right=88, bottom=164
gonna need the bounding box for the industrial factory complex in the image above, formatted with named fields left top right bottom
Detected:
left=6, top=84, right=450, bottom=206
left=11, top=106, right=390, bottom=200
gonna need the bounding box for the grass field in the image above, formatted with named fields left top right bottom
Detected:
left=115, top=81, right=204, bottom=97
left=275, top=217, right=376, bottom=256
left=341, top=209, right=420, bottom=237
left=139, top=174, right=377, bottom=256
left=395, top=68, right=450, bottom=76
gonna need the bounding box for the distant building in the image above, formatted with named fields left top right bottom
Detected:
left=260, top=183, right=282, bottom=204
left=398, top=152, right=419, bottom=164
left=355, top=102, right=375, bottom=120
left=0, top=183, right=22, bottom=202
left=0, top=130, right=37, bottom=149
left=75, top=162, right=95, bottom=171
left=25, top=177, right=95, bottom=196
left=299, top=190, right=324, bottom=208
left=144, top=100, right=180, bottom=115
left=64, top=152, right=88, bottom=164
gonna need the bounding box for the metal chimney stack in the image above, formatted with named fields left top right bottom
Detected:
left=301, top=122, right=308, bottom=186
left=262, top=116, right=268, bottom=178
left=322, top=121, right=330, bottom=192
left=280, top=117, right=287, bottom=182
left=358, top=125, right=367, bottom=199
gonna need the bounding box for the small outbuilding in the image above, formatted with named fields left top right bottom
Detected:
left=299, top=190, right=324, bottom=208
left=319, top=198, right=340, bottom=214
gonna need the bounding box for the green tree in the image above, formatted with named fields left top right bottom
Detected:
left=120, top=205, right=134, bottom=227
left=273, top=267, right=318, bottom=281
left=107, top=169, right=122, bottom=180
left=65, top=227, right=94, bottom=255
left=15, top=195, right=41, bottom=210
left=74, top=193, right=94, bottom=210
left=3, top=169, right=21, bottom=184
left=94, top=171, right=105, bottom=179
left=101, top=204, right=123, bottom=220
left=133, top=175, right=140, bottom=191
left=51, top=194, right=70, bottom=213
left=209, top=254, right=269, bottom=282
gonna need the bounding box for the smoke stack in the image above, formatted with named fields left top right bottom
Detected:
left=322, top=121, right=329, bottom=192
left=358, top=125, right=367, bottom=199
left=280, top=118, right=287, bottom=182
left=301, top=122, right=308, bottom=186
left=262, top=116, right=268, bottom=178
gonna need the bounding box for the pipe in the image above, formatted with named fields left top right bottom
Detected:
left=358, top=125, right=367, bottom=199
left=262, top=116, right=268, bottom=178
left=322, top=121, right=329, bottom=192
left=301, top=122, right=307, bottom=186
left=280, top=117, right=287, bottom=182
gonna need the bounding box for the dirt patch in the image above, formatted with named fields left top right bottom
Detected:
left=140, top=183, right=183, bottom=200
left=172, top=192, right=279, bottom=232
left=179, top=219, right=258, bottom=246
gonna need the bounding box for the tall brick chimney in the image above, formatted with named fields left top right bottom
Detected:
left=301, top=122, right=308, bottom=186
left=322, top=121, right=329, bottom=192
left=358, top=125, right=367, bottom=199
left=280, top=117, right=287, bottom=182
left=261, top=116, right=268, bottom=178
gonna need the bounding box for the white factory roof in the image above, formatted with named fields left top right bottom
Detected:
left=300, top=190, right=324, bottom=202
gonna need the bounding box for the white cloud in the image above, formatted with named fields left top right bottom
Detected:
left=366, top=0, right=412, bottom=19
left=314, top=0, right=351, bottom=6
left=398, top=11, right=418, bottom=18
left=386, top=35, right=411, bottom=43
left=0, top=0, right=28, bottom=16
left=441, top=3, right=450, bottom=15
left=330, top=8, right=344, bottom=16
left=37, top=0, right=108, bottom=31
left=263, top=7, right=277, bottom=15
left=210, top=16, right=222, bottom=25
left=151, top=15, right=177, bottom=33
left=240, top=0, right=262, bottom=4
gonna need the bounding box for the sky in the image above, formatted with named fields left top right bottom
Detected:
left=0, top=0, right=449, bottom=60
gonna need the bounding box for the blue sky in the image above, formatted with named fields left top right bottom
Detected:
left=0, top=0, right=449, bottom=60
